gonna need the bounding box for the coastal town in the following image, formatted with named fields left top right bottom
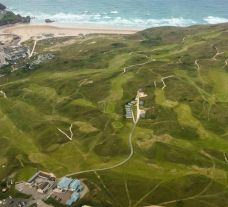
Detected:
left=0, top=32, right=56, bottom=72
left=0, top=9, right=148, bottom=204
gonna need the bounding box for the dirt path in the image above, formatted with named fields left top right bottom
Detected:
left=154, top=80, right=157, bottom=88
left=178, top=57, right=183, bottom=64
left=161, top=75, right=174, bottom=91
left=223, top=152, right=228, bottom=163
left=57, top=123, right=73, bottom=141
left=132, top=110, right=136, bottom=124
left=122, top=67, right=127, bottom=74
left=94, top=171, right=121, bottom=206
left=195, top=59, right=200, bottom=71
left=65, top=90, right=141, bottom=177
left=122, top=60, right=154, bottom=74
left=65, top=122, right=137, bottom=177
left=69, top=123, right=73, bottom=139
left=29, top=39, right=37, bottom=58
left=0, top=90, right=7, bottom=98
left=124, top=179, right=132, bottom=207
left=157, top=192, right=223, bottom=207
left=157, top=150, right=215, bottom=206
left=133, top=182, right=163, bottom=207
left=194, top=59, right=206, bottom=86
left=224, top=59, right=228, bottom=67
left=212, top=47, right=224, bottom=61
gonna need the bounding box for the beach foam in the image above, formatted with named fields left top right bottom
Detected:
left=204, top=16, right=228, bottom=24
left=12, top=11, right=198, bottom=28
left=2, top=0, right=228, bottom=28
left=110, top=10, right=119, bottom=14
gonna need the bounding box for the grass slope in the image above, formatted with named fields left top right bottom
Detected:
left=0, top=23, right=228, bottom=206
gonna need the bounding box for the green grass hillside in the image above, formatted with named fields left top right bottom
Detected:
left=1, top=23, right=228, bottom=206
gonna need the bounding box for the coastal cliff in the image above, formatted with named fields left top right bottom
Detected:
left=0, top=3, right=31, bottom=26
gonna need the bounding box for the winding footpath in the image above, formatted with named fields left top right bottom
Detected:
left=66, top=122, right=137, bottom=177
left=65, top=92, right=141, bottom=177
left=0, top=90, right=7, bottom=98
left=157, top=150, right=216, bottom=206
left=194, top=59, right=206, bottom=86
left=225, top=59, right=228, bottom=67
left=223, top=152, right=228, bottom=163
left=161, top=75, right=174, bottom=91
left=195, top=59, right=200, bottom=71
left=212, top=47, right=224, bottom=61
left=122, top=59, right=154, bottom=74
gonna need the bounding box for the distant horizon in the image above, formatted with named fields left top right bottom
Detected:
left=1, top=0, right=228, bottom=29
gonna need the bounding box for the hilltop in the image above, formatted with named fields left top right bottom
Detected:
left=0, top=23, right=228, bottom=207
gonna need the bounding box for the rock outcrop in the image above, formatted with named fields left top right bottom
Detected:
left=0, top=3, right=6, bottom=11
left=45, top=19, right=55, bottom=23
left=0, top=3, right=31, bottom=26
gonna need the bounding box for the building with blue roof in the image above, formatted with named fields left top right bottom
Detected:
left=65, top=191, right=80, bottom=206
left=54, top=176, right=83, bottom=206
left=57, top=177, right=73, bottom=190
left=69, top=179, right=81, bottom=191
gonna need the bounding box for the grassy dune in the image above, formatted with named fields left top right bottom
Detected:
left=1, top=23, right=228, bottom=206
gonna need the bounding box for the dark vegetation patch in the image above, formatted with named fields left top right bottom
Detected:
left=94, top=134, right=129, bottom=157
left=145, top=142, right=212, bottom=167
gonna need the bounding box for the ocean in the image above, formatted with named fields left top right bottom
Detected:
left=1, top=0, right=228, bottom=28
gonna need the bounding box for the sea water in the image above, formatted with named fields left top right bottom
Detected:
left=1, top=0, right=228, bottom=28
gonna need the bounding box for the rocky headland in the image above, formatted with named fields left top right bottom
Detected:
left=0, top=3, right=31, bottom=26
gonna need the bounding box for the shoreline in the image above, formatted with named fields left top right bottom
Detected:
left=0, top=23, right=140, bottom=43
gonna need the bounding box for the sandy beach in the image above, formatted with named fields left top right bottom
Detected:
left=0, top=24, right=139, bottom=43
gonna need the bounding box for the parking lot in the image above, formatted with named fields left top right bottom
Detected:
left=15, top=182, right=54, bottom=201
left=0, top=197, right=31, bottom=207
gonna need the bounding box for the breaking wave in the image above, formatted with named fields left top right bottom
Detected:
left=204, top=16, right=228, bottom=24
left=15, top=11, right=196, bottom=28
left=12, top=10, right=228, bottom=28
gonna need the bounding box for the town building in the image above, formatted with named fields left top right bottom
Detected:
left=125, top=99, right=137, bottom=119
left=27, top=171, right=56, bottom=194
left=52, top=176, right=83, bottom=206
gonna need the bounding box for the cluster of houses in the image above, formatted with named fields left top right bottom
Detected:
left=0, top=33, right=55, bottom=71
left=125, top=99, right=137, bottom=119
left=27, top=171, right=56, bottom=194
left=18, top=171, right=85, bottom=206
left=0, top=46, right=28, bottom=68
left=30, top=53, right=55, bottom=66
left=4, top=46, right=28, bottom=63
left=125, top=90, right=148, bottom=119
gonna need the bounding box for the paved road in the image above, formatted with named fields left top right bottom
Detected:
left=65, top=90, right=143, bottom=177
left=66, top=122, right=137, bottom=177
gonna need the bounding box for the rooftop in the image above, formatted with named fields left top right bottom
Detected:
left=69, top=179, right=81, bottom=190
left=57, top=177, right=82, bottom=192
left=58, top=177, right=72, bottom=190
left=66, top=191, right=80, bottom=206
